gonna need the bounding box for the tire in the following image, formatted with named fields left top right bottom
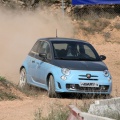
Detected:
left=48, top=75, right=56, bottom=98
left=18, top=68, right=28, bottom=89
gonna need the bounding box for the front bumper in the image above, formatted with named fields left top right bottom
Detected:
left=54, top=70, right=112, bottom=94
left=55, top=82, right=112, bottom=94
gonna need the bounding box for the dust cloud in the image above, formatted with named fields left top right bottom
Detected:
left=0, top=8, right=74, bottom=84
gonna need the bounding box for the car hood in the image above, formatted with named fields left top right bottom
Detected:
left=52, top=60, right=108, bottom=71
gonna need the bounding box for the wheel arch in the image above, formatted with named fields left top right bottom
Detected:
left=20, top=66, right=25, bottom=73
left=46, top=73, right=54, bottom=87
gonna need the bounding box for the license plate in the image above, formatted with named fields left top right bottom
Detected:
left=80, top=82, right=99, bottom=87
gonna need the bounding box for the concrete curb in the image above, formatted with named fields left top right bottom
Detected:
left=94, top=97, right=120, bottom=105
left=88, top=97, right=120, bottom=119
left=67, top=105, right=114, bottom=120
left=81, top=112, right=115, bottom=120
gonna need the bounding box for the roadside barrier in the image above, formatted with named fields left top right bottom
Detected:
left=67, top=104, right=115, bottom=120
left=67, top=105, right=84, bottom=120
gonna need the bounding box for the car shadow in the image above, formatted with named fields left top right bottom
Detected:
left=56, top=93, right=112, bottom=99
left=22, top=86, right=112, bottom=99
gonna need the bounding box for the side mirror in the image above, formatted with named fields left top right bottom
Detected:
left=100, top=55, right=106, bottom=60
left=39, top=53, right=47, bottom=59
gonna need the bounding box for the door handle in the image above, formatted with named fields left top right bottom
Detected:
left=32, top=60, right=35, bottom=63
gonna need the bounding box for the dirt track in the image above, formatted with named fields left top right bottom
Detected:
left=0, top=95, right=89, bottom=120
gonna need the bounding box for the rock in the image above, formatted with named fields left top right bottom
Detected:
left=88, top=97, right=120, bottom=119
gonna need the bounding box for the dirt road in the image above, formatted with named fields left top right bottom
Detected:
left=0, top=95, right=87, bottom=120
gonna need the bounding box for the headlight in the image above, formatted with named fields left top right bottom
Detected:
left=104, top=70, right=109, bottom=77
left=61, top=68, right=70, bottom=76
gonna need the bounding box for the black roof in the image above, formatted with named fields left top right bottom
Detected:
left=38, top=37, right=89, bottom=44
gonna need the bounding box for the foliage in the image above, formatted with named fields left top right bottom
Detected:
left=0, top=76, right=5, bottom=81
left=0, top=91, right=18, bottom=101
left=0, top=76, right=19, bottom=100
left=80, top=18, right=110, bottom=34
left=114, top=23, right=120, bottom=30
left=34, top=106, right=69, bottom=120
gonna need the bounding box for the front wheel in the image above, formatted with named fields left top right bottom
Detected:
left=18, top=68, right=28, bottom=89
left=48, top=75, right=56, bottom=98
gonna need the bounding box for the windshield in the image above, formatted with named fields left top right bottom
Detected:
left=52, top=41, right=101, bottom=61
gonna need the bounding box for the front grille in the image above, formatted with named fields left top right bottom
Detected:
left=66, top=84, right=109, bottom=92
left=79, top=75, right=98, bottom=81
left=79, top=78, right=98, bottom=80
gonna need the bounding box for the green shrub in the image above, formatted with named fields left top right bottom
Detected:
left=0, top=76, right=19, bottom=100
left=34, top=106, right=69, bottom=120
left=0, top=76, right=5, bottom=81
left=103, top=32, right=111, bottom=42
left=0, top=92, right=18, bottom=101
left=114, top=23, right=120, bottom=30
left=80, top=19, right=110, bottom=34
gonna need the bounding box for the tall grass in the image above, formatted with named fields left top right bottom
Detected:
left=0, top=76, right=19, bottom=100
left=34, top=106, right=69, bottom=120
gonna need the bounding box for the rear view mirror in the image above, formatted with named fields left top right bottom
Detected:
left=100, top=55, right=106, bottom=60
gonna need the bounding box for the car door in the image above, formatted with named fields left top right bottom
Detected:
left=34, top=41, right=52, bottom=85
left=28, top=41, right=40, bottom=81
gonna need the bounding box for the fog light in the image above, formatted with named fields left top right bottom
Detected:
left=101, top=86, right=105, bottom=90
left=61, top=75, right=67, bottom=80
left=70, top=84, right=76, bottom=89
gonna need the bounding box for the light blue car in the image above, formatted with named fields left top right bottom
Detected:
left=19, top=37, right=112, bottom=98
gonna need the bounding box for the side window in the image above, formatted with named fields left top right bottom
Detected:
left=37, top=41, right=43, bottom=53
left=41, top=42, right=48, bottom=53
left=41, top=42, right=51, bottom=59
left=31, top=41, right=40, bottom=53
